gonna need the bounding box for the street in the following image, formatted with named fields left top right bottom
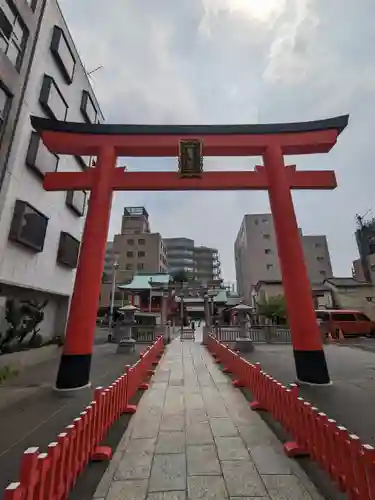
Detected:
left=0, top=336, right=142, bottom=493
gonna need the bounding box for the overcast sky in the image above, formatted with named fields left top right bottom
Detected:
left=60, top=0, right=375, bottom=283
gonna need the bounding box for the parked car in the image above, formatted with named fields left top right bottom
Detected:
left=315, top=309, right=375, bottom=338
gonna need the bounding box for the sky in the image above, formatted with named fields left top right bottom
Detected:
left=59, top=0, right=375, bottom=283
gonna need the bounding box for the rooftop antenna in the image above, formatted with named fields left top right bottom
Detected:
left=356, top=209, right=372, bottom=229
left=87, top=65, right=103, bottom=77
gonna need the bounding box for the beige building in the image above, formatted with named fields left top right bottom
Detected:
left=234, top=213, right=333, bottom=303
left=324, top=277, right=375, bottom=319
left=254, top=280, right=334, bottom=311
left=254, top=277, right=375, bottom=320
left=100, top=207, right=168, bottom=307
left=352, top=254, right=375, bottom=283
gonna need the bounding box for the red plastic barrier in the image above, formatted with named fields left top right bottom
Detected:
left=206, top=335, right=375, bottom=500
left=4, top=336, right=164, bottom=500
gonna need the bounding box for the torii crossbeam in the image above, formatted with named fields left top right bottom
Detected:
left=31, top=115, right=349, bottom=392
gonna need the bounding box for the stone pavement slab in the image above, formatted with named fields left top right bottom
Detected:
left=93, top=329, right=324, bottom=500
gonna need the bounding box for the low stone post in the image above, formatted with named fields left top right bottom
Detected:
left=116, top=304, right=137, bottom=354
left=234, top=303, right=254, bottom=353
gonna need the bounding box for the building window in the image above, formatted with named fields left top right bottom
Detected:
left=126, top=263, right=133, bottom=270
left=39, top=75, right=68, bottom=121
left=65, top=190, right=86, bottom=217
left=320, top=270, right=326, bottom=276
left=371, top=265, right=375, bottom=272
left=80, top=90, right=97, bottom=123
left=138, top=238, right=145, bottom=245
left=137, top=263, right=144, bottom=270
left=314, top=243, right=322, bottom=248
left=126, top=251, right=133, bottom=258
left=266, top=264, right=273, bottom=270
left=25, top=0, right=38, bottom=11
left=262, top=218, right=268, bottom=223
left=25, top=131, right=59, bottom=178
left=0, top=82, right=11, bottom=143
left=127, top=239, right=134, bottom=245
left=264, top=248, right=271, bottom=254
left=366, top=297, right=374, bottom=303
left=316, top=256, right=324, bottom=262
left=0, top=0, right=28, bottom=70
left=50, top=26, right=76, bottom=83
left=263, top=234, right=270, bottom=240
left=254, top=219, right=258, bottom=225
left=57, top=231, right=80, bottom=268
left=8, top=199, right=48, bottom=252
left=138, top=251, right=145, bottom=257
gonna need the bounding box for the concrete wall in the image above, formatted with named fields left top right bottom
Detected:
left=0, top=344, right=61, bottom=371
left=254, top=281, right=333, bottom=311
left=0, top=0, right=45, bottom=190
left=326, top=283, right=375, bottom=319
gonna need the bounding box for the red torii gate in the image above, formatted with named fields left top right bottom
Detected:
left=31, top=115, right=349, bottom=391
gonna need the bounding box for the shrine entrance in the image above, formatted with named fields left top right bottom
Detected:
left=31, top=114, right=349, bottom=391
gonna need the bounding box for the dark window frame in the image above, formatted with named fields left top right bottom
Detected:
left=0, top=82, right=12, bottom=143
left=50, top=25, right=76, bottom=84
left=26, top=0, right=38, bottom=11
left=57, top=231, right=80, bottom=268
left=138, top=251, right=145, bottom=257
left=356, top=313, right=371, bottom=321
left=65, top=190, right=86, bottom=217
left=80, top=89, right=97, bottom=123
left=126, top=251, right=134, bottom=258
left=0, top=0, right=29, bottom=71
left=25, top=131, right=59, bottom=178
left=8, top=199, right=49, bottom=253
left=138, top=238, right=146, bottom=245
left=39, top=74, right=68, bottom=121
left=331, top=313, right=356, bottom=322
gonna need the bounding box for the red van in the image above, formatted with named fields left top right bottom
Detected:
left=315, top=309, right=375, bottom=338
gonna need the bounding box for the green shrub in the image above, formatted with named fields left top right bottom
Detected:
left=0, top=365, right=19, bottom=385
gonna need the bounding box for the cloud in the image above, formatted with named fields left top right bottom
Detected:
left=59, top=0, right=375, bottom=283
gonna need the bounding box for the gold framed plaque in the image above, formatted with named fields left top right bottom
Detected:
left=178, top=139, right=203, bottom=177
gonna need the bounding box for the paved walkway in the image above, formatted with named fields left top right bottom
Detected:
left=93, top=331, right=323, bottom=500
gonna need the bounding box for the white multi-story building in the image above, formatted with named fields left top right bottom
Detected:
left=234, top=213, right=333, bottom=303
left=0, top=0, right=104, bottom=339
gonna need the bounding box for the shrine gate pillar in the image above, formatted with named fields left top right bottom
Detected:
left=263, top=145, right=330, bottom=385
left=56, top=146, right=117, bottom=391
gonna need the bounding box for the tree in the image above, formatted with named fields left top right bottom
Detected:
left=257, top=295, right=287, bottom=324
left=170, top=270, right=190, bottom=285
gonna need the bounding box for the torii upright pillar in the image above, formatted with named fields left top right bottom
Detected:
left=55, top=146, right=116, bottom=391
left=262, top=147, right=330, bottom=384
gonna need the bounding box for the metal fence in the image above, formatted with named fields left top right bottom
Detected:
left=213, top=325, right=292, bottom=344
left=132, top=327, right=158, bottom=343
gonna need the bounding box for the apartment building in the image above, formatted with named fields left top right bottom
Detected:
left=164, top=237, right=221, bottom=283
left=164, top=237, right=195, bottom=277
left=100, top=207, right=168, bottom=307
left=194, top=246, right=221, bottom=282
left=0, top=0, right=103, bottom=338
left=234, top=213, right=333, bottom=303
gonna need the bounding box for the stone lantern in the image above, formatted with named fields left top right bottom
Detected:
left=233, top=302, right=254, bottom=353
left=115, top=304, right=138, bottom=354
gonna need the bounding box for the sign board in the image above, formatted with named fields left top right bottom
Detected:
left=178, top=139, right=203, bottom=177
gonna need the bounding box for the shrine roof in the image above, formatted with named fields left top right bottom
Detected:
left=30, top=115, right=349, bottom=136
left=118, top=273, right=171, bottom=290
